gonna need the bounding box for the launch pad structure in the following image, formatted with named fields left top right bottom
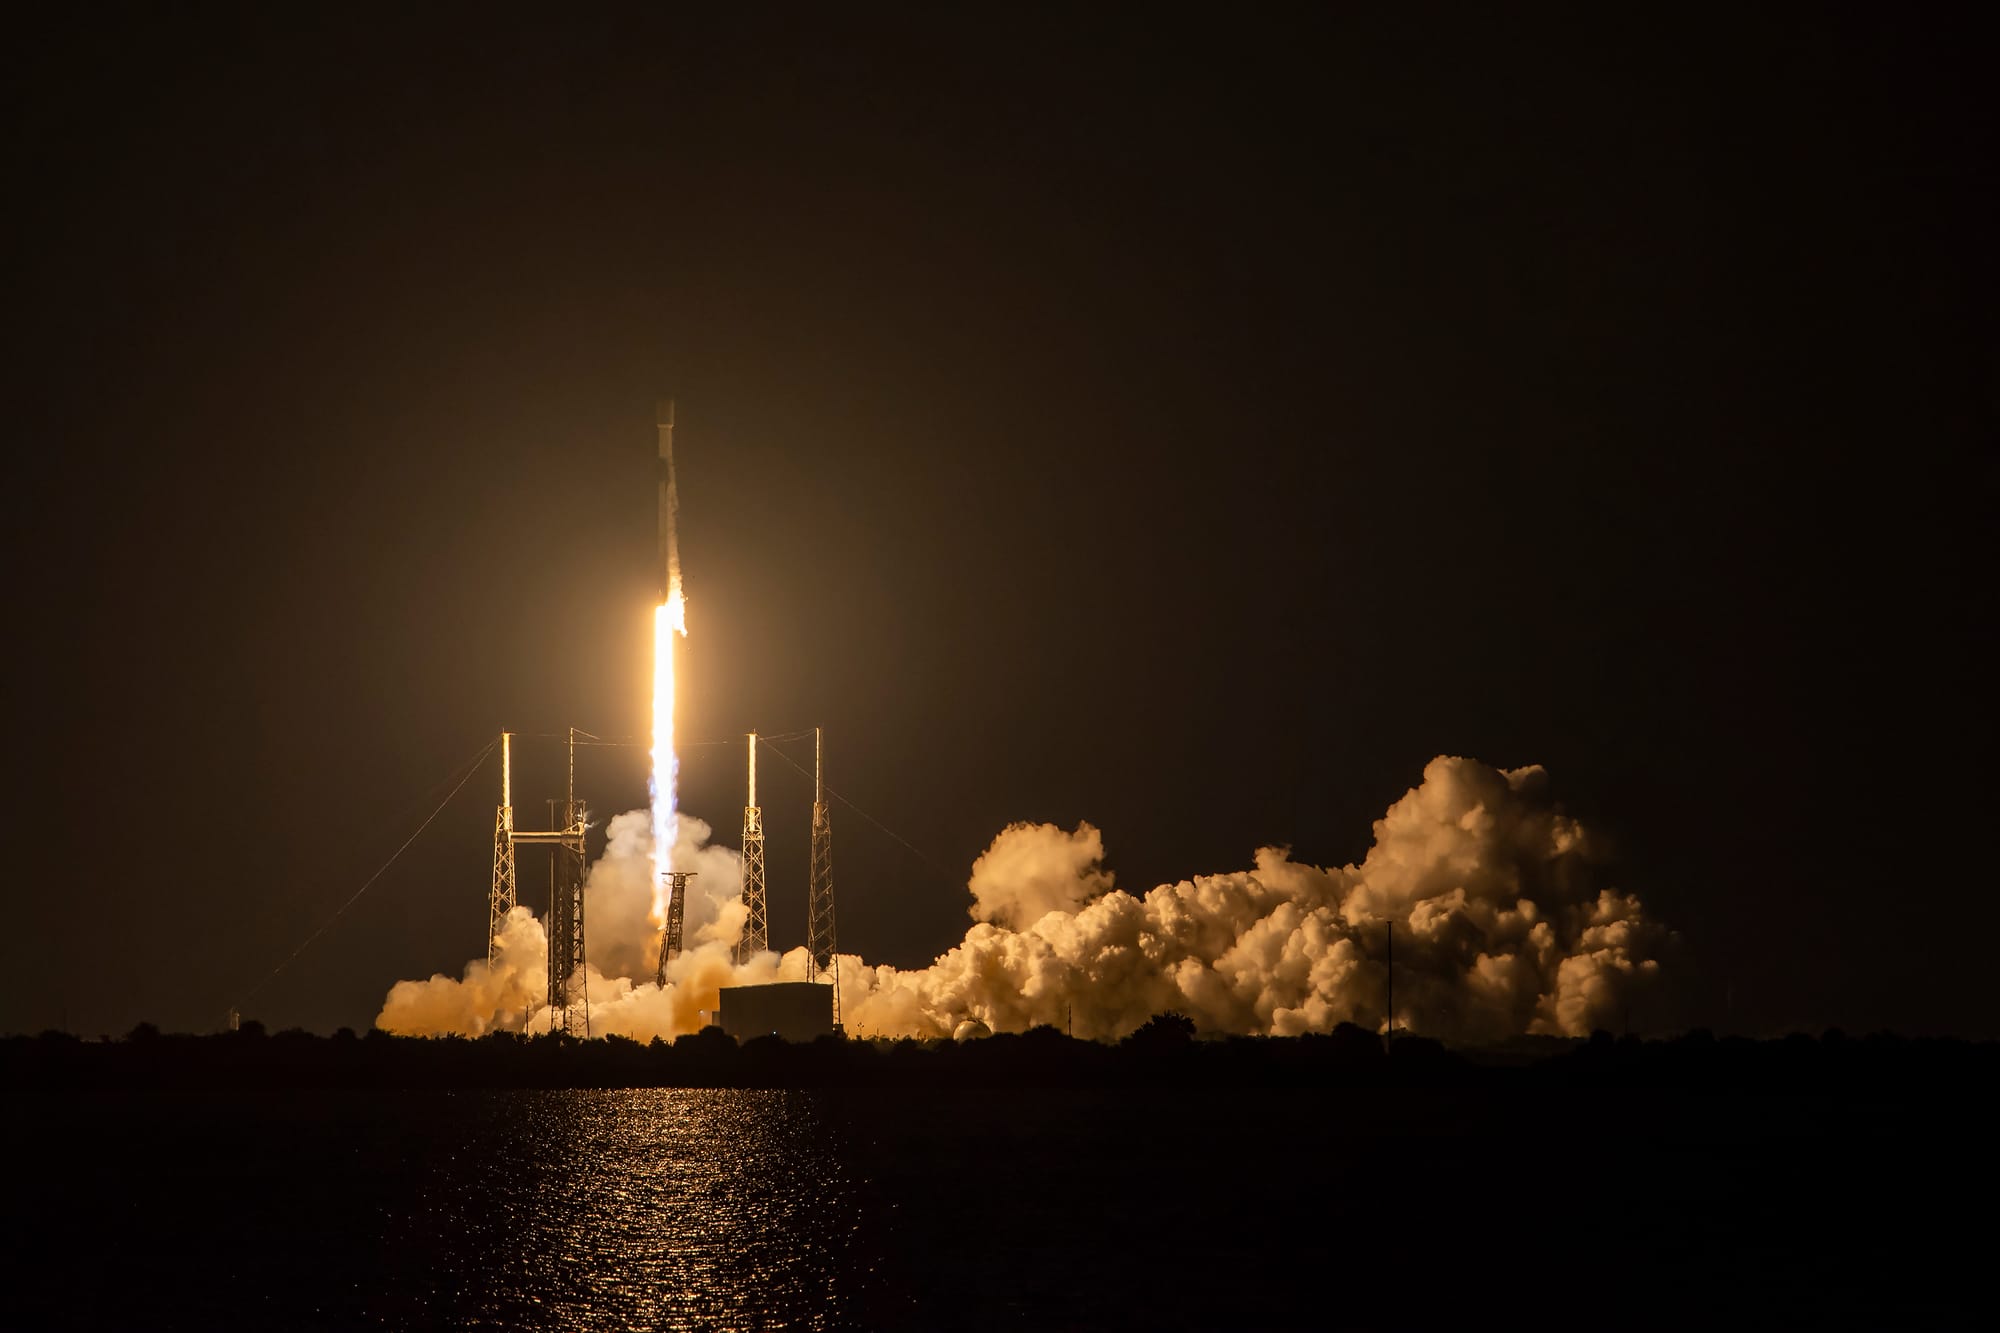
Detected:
left=712, top=726, right=842, bottom=1037
left=488, top=729, right=591, bottom=1036
left=480, top=722, right=844, bottom=1037
left=658, top=726, right=840, bottom=1027
left=470, top=403, right=842, bottom=1037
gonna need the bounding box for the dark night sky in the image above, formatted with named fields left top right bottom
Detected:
left=7, top=5, right=1993, bottom=1039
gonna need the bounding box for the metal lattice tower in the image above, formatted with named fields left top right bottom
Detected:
left=540, top=730, right=590, bottom=1036
left=500, top=729, right=593, bottom=1035
left=487, top=732, right=518, bottom=964
left=655, top=872, right=696, bottom=986
left=805, top=726, right=841, bottom=1028
left=737, top=731, right=768, bottom=963
left=542, top=795, right=589, bottom=1036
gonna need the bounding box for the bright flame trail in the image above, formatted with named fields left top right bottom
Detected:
left=651, top=588, right=687, bottom=921
left=652, top=401, right=687, bottom=925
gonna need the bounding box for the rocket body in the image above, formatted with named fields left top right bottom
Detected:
left=657, top=399, right=679, bottom=602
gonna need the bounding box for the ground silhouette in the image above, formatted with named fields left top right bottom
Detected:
left=6, top=1020, right=1994, bottom=1092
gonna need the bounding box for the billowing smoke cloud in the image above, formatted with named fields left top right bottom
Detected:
left=377, top=903, right=549, bottom=1037
left=377, top=756, right=1673, bottom=1043
left=967, top=820, right=1113, bottom=929
left=583, top=809, right=747, bottom=983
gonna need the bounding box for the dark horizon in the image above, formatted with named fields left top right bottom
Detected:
left=8, top=6, right=1994, bottom=1041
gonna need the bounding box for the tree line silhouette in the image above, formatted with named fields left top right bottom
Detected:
left=7, top=1017, right=1994, bottom=1092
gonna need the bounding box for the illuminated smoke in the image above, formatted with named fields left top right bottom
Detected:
left=377, top=756, right=1673, bottom=1042
left=377, top=904, right=549, bottom=1037
left=841, top=757, right=1672, bottom=1041
left=585, top=809, right=740, bottom=985
left=376, top=810, right=747, bottom=1040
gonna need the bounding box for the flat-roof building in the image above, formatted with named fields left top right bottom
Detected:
left=716, top=981, right=834, bottom=1043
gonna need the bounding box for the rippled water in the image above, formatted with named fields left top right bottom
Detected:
left=385, top=1091, right=889, bottom=1330
left=7, top=1084, right=1983, bottom=1329
left=12, top=1089, right=900, bottom=1331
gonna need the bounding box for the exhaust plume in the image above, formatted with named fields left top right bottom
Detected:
left=377, top=756, right=1674, bottom=1043
left=652, top=401, right=688, bottom=922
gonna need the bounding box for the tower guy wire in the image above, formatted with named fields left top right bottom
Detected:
left=523, top=732, right=739, bottom=749
left=760, top=737, right=958, bottom=883
left=226, top=736, right=498, bottom=1022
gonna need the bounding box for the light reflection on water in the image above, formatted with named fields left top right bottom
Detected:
left=14, top=1086, right=905, bottom=1331
left=383, top=1090, right=884, bottom=1331
left=15, top=1082, right=1963, bottom=1329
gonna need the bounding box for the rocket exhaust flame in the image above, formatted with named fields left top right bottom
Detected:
left=652, top=401, right=687, bottom=926
left=651, top=592, right=686, bottom=921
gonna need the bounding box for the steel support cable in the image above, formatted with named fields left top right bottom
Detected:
left=521, top=729, right=817, bottom=748
left=226, top=737, right=499, bottom=1017
left=521, top=732, right=740, bottom=749
left=759, top=738, right=960, bottom=881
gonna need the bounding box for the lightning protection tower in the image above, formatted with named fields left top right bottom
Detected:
left=805, top=726, right=841, bottom=1028
left=737, top=731, right=768, bottom=963
left=492, top=729, right=592, bottom=1035
left=488, top=732, right=518, bottom=963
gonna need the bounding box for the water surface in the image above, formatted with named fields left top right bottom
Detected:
left=5, top=1085, right=1981, bottom=1329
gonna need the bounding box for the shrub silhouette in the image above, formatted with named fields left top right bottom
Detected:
left=1123, top=1012, right=1197, bottom=1047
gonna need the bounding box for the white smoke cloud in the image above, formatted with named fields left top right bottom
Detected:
left=377, top=903, right=548, bottom=1037
left=967, top=820, right=1113, bottom=928
left=377, top=756, right=1673, bottom=1044
left=582, top=809, right=747, bottom=984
